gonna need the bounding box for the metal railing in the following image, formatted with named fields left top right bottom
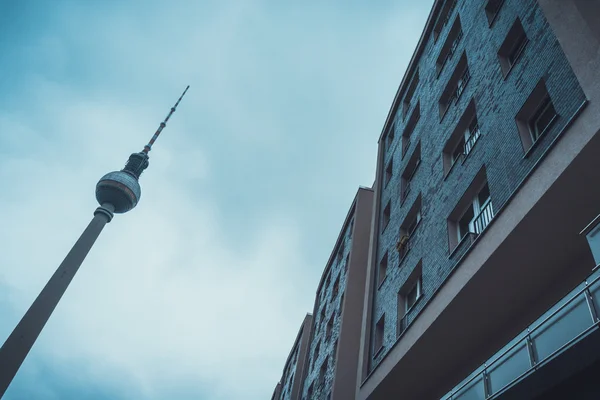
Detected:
left=453, top=69, right=471, bottom=104
left=441, top=269, right=600, bottom=399
left=474, top=201, right=494, bottom=235
left=464, top=124, right=481, bottom=157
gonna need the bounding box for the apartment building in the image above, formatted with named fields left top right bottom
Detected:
left=300, top=187, right=374, bottom=400
left=271, top=0, right=600, bottom=398
left=357, top=0, right=600, bottom=399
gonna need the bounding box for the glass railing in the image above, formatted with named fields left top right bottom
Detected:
left=441, top=269, right=600, bottom=400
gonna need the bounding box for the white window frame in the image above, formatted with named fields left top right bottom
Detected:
left=405, top=278, right=422, bottom=313
left=457, top=184, right=491, bottom=240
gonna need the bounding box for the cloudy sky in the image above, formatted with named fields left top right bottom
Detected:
left=0, top=1, right=432, bottom=399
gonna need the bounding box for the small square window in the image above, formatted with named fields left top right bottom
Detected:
left=443, top=100, right=480, bottom=175
left=373, top=314, right=385, bottom=355
left=378, top=252, right=388, bottom=287
left=382, top=201, right=391, bottom=231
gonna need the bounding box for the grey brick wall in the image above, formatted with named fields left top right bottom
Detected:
left=370, top=0, right=587, bottom=372
left=301, top=216, right=354, bottom=399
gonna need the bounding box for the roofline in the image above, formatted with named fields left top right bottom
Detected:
left=315, top=186, right=374, bottom=294
left=280, top=313, right=312, bottom=376
left=377, top=0, right=446, bottom=144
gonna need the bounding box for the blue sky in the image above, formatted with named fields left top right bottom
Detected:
left=0, top=1, right=432, bottom=399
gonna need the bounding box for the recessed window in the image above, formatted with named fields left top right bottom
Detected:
left=373, top=314, right=385, bottom=355
left=307, top=383, right=314, bottom=399
left=312, top=341, right=321, bottom=370
left=325, top=273, right=331, bottom=290
left=433, top=0, right=458, bottom=41
left=402, top=70, right=420, bottom=118
left=332, top=275, right=339, bottom=298
left=339, top=292, right=345, bottom=314
left=385, top=124, right=395, bottom=154
left=515, top=79, right=559, bottom=153
left=402, top=102, right=421, bottom=157
left=378, top=252, right=388, bottom=287
left=439, top=52, right=469, bottom=119
left=529, top=97, right=558, bottom=143
left=401, top=143, right=421, bottom=203
left=397, top=195, right=422, bottom=261
left=405, top=278, right=422, bottom=312
left=382, top=201, right=391, bottom=231
left=319, top=357, right=328, bottom=386
left=443, top=100, right=481, bottom=175
left=453, top=67, right=470, bottom=103
left=337, top=242, right=345, bottom=262
left=436, top=16, right=463, bottom=76
left=397, top=260, right=423, bottom=336
left=485, top=0, right=505, bottom=26
left=320, top=306, right=326, bottom=326
left=326, top=315, right=334, bottom=340
left=498, top=18, right=528, bottom=77
left=385, top=159, right=393, bottom=186
left=448, top=168, right=495, bottom=252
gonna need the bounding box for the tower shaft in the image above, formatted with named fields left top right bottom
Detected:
left=0, top=204, right=115, bottom=398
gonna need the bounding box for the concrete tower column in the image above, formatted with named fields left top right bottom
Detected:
left=0, top=204, right=115, bottom=397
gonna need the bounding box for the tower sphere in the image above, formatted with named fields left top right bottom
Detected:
left=95, top=171, right=141, bottom=213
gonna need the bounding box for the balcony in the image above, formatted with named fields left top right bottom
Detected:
left=474, top=201, right=494, bottom=235
left=441, top=268, right=600, bottom=400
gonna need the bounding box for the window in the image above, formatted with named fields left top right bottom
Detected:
left=453, top=67, right=470, bottom=103
left=312, top=341, right=321, bottom=370
left=529, top=97, right=557, bottom=143
left=439, top=52, right=469, bottom=119
left=401, top=143, right=421, bottom=203
left=402, top=195, right=422, bottom=237
left=448, top=169, right=495, bottom=252
left=457, top=183, right=492, bottom=241
left=433, top=0, right=458, bottom=41
left=397, top=195, right=422, bottom=261
left=319, top=357, right=328, bottom=386
left=332, top=276, right=339, bottom=298
left=385, top=158, right=393, bottom=186
left=498, top=18, right=528, bottom=77
left=320, top=306, right=326, bottom=327
left=339, top=292, right=345, bottom=314
left=402, top=70, right=420, bottom=118
left=373, top=314, right=385, bottom=355
left=515, top=79, right=558, bottom=153
left=307, top=383, right=314, bottom=400
left=485, top=0, right=505, bottom=26
left=378, top=252, right=388, bottom=287
left=405, top=278, right=422, bottom=312
left=402, top=102, right=420, bottom=157
left=337, top=242, right=345, bottom=262
left=436, top=16, right=463, bottom=76
left=382, top=201, right=391, bottom=231
left=385, top=124, right=395, bottom=153
left=397, top=260, right=423, bottom=336
left=326, top=315, right=334, bottom=340
left=443, top=99, right=481, bottom=175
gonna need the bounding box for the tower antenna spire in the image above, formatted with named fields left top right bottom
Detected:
left=143, top=85, right=190, bottom=154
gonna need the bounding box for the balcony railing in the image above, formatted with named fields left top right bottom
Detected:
left=440, top=268, right=600, bottom=400
left=464, top=124, right=481, bottom=157
left=474, top=201, right=494, bottom=235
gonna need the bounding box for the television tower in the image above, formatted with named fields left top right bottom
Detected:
left=0, top=86, right=189, bottom=398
